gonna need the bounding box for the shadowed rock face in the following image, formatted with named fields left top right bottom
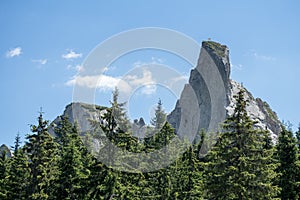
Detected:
left=167, top=41, right=281, bottom=140
left=167, top=41, right=230, bottom=140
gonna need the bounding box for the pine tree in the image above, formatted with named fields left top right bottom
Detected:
left=204, top=88, right=279, bottom=199
left=6, top=134, right=30, bottom=200
left=150, top=99, right=166, bottom=131
left=110, top=87, right=131, bottom=132
left=25, top=112, right=59, bottom=199
left=179, top=145, right=203, bottom=199
left=145, top=122, right=175, bottom=152
left=276, top=126, right=300, bottom=199
left=55, top=116, right=90, bottom=199
left=0, top=147, right=10, bottom=199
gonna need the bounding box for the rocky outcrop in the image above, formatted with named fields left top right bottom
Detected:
left=167, top=41, right=281, bottom=140
left=49, top=102, right=106, bottom=136
left=226, top=80, right=281, bottom=140
left=0, top=144, right=11, bottom=158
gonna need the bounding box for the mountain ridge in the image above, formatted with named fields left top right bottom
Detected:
left=49, top=41, right=281, bottom=142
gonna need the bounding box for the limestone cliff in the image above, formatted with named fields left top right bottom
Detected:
left=49, top=102, right=106, bottom=136
left=167, top=41, right=281, bottom=140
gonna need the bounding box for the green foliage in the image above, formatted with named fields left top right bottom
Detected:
left=25, top=113, right=59, bottom=199
left=150, top=99, right=166, bottom=131
left=203, top=41, right=227, bottom=57
left=55, top=116, right=91, bottom=199
left=170, top=144, right=204, bottom=199
left=276, top=126, right=300, bottom=199
left=145, top=122, right=175, bottom=151
left=0, top=148, right=10, bottom=199
left=6, top=135, right=30, bottom=200
left=110, top=87, right=131, bottom=132
left=204, top=88, right=279, bottom=199
left=295, top=124, right=300, bottom=149
left=2, top=92, right=298, bottom=199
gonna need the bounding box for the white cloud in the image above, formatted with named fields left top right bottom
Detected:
left=124, top=69, right=155, bottom=86
left=32, top=59, right=47, bottom=65
left=6, top=47, right=22, bottom=58
left=65, top=68, right=157, bottom=95
left=62, top=50, right=82, bottom=60
left=66, top=74, right=131, bottom=93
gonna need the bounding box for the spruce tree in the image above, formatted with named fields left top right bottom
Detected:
left=0, top=147, right=10, bottom=199
left=276, top=126, right=300, bottom=199
left=179, top=145, right=203, bottom=199
left=150, top=99, right=166, bottom=131
left=55, top=116, right=90, bottom=199
left=110, top=87, right=131, bottom=132
left=204, top=88, right=279, bottom=199
left=25, top=112, right=59, bottom=199
left=6, top=134, right=30, bottom=200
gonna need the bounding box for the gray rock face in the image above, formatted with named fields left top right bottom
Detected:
left=0, top=144, right=11, bottom=158
left=49, top=102, right=106, bottom=135
left=167, top=41, right=230, bottom=140
left=226, top=80, right=281, bottom=140
left=167, top=41, right=281, bottom=140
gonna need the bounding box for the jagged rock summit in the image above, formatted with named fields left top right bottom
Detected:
left=51, top=41, right=281, bottom=141
left=167, top=41, right=281, bottom=140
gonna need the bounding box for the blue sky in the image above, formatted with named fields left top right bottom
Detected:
left=1, top=0, right=299, bottom=146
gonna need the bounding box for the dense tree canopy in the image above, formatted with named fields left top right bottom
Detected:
left=1, top=89, right=299, bottom=199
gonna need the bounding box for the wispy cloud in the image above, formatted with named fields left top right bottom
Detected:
left=133, top=57, right=164, bottom=68
left=247, top=50, right=276, bottom=61
left=67, top=64, right=85, bottom=73
left=62, top=50, right=82, bottom=60
left=32, top=59, right=47, bottom=65
left=231, top=63, right=243, bottom=71
left=253, top=52, right=276, bottom=61
left=6, top=47, right=22, bottom=58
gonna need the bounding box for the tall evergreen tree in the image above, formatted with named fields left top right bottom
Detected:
left=0, top=147, right=10, bottom=199
left=25, top=112, right=59, bottom=199
left=276, top=126, right=300, bottom=199
left=150, top=99, right=166, bottom=131
left=110, top=87, right=131, bottom=132
left=55, top=116, right=90, bottom=199
left=6, top=134, right=30, bottom=200
left=204, top=88, right=279, bottom=199
left=179, top=145, right=203, bottom=199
